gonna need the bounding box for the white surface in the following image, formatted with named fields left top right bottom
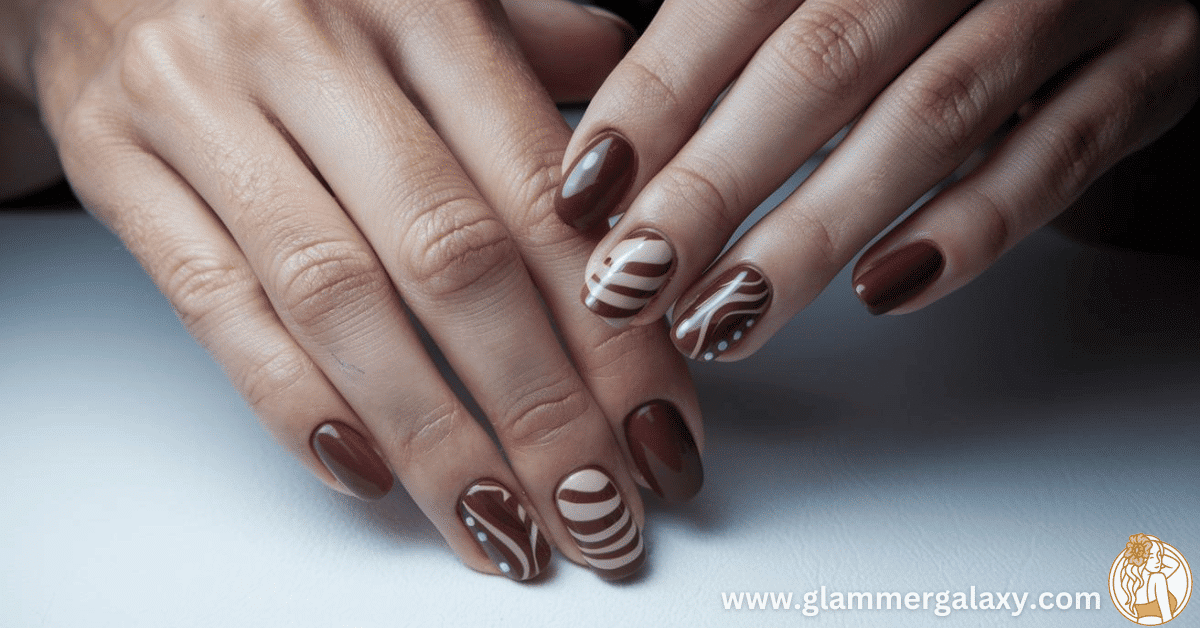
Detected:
left=3, top=185, right=1199, bottom=626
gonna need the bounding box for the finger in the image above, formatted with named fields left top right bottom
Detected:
left=500, top=0, right=636, bottom=103
left=670, top=0, right=1135, bottom=360
left=261, top=8, right=649, bottom=577
left=394, top=1, right=707, bottom=503
left=576, top=0, right=975, bottom=329
left=114, top=35, right=554, bottom=578
left=554, top=0, right=804, bottom=230
left=852, top=0, right=1200, bottom=315
left=61, top=142, right=394, bottom=501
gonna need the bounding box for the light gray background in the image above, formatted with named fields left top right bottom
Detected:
left=2, top=124, right=1198, bottom=626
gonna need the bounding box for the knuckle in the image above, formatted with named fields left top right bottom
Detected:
left=785, top=209, right=840, bottom=272
left=391, top=402, right=460, bottom=459
left=163, top=252, right=261, bottom=335
left=239, top=345, right=315, bottom=409
left=617, top=54, right=684, bottom=118
left=274, top=238, right=391, bottom=332
left=401, top=196, right=520, bottom=298
left=1043, top=112, right=1110, bottom=203
left=898, top=59, right=990, bottom=159
left=118, top=18, right=195, bottom=104
left=653, top=162, right=741, bottom=235
left=964, top=187, right=1012, bottom=262
left=770, top=1, right=873, bottom=99
left=581, top=324, right=660, bottom=382
left=498, top=377, right=592, bottom=451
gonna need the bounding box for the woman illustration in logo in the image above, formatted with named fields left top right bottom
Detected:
left=1120, top=534, right=1182, bottom=624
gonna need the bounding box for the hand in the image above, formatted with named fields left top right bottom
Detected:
left=2, top=0, right=705, bottom=580
left=558, top=0, right=1199, bottom=360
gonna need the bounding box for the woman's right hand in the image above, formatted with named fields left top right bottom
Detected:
left=1, top=0, right=706, bottom=580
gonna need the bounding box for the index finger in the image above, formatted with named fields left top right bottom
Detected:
left=402, top=0, right=707, bottom=505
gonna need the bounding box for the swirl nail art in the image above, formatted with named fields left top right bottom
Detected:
left=582, top=229, right=675, bottom=327
left=555, top=467, right=645, bottom=580
left=459, top=480, right=552, bottom=582
left=671, top=265, right=771, bottom=361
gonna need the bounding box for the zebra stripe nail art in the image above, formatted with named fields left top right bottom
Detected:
left=583, top=230, right=675, bottom=327
left=556, top=467, right=645, bottom=580
left=459, top=480, right=551, bottom=581
left=672, top=266, right=771, bottom=361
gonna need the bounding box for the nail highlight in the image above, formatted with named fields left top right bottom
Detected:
left=671, top=265, right=771, bottom=361
left=556, top=130, right=636, bottom=231
left=854, top=241, right=945, bottom=315
left=310, top=421, right=394, bottom=500
left=624, top=401, right=703, bottom=502
left=556, top=467, right=646, bottom=580
left=582, top=229, right=674, bottom=327
left=458, top=480, right=552, bottom=582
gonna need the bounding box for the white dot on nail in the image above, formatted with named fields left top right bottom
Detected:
left=745, top=319, right=754, bottom=327
left=464, top=516, right=475, bottom=526
left=703, top=352, right=714, bottom=361
left=477, top=532, right=487, bottom=542
left=717, top=340, right=729, bottom=351
left=855, top=284, right=866, bottom=294
left=733, top=331, right=743, bottom=340
left=500, top=562, right=511, bottom=573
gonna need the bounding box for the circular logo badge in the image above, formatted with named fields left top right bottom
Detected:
left=1109, top=534, right=1192, bottom=624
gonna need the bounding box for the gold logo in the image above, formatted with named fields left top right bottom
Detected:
left=1109, top=534, right=1192, bottom=624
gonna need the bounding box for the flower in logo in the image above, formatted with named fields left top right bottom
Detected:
left=1125, top=534, right=1152, bottom=568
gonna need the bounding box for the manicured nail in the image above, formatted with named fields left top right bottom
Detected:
left=310, top=421, right=393, bottom=500
left=624, top=401, right=703, bottom=502
left=671, top=265, right=771, bottom=361
left=557, top=130, right=636, bottom=231
left=556, top=466, right=646, bottom=580
left=854, top=241, right=945, bottom=315
left=582, top=229, right=674, bottom=327
left=458, top=480, right=552, bottom=582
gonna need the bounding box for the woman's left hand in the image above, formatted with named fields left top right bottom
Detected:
left=559, top=0, right=1199, bottom=361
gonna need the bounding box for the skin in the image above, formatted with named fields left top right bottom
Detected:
left=568, top=0, right=1200, bottom=356
left=0, top=0, right=705, bottom=577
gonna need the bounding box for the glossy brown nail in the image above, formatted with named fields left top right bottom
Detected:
left=458, top=480, right=552, bottom=582
left=556, top=130, right=636, bottom=231
left=854, top=241, right=944, bottom=315
left=555, top=466, right=646, bottom=580
left=671, top=265, right=771, bottom=361
left=310, top=420, right=393, bottom=500
left=624, top=401, right=703, bottom=502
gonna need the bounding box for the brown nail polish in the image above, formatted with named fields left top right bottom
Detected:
left=555, top=466, right=646, bottom=580
left=458, top=480, right=552, bottom=582
left=671, top=265, right=771, bottom=361
left=310, top=421, right=393, bottom=500
left=582, top=229, right=675, bottom=327
left=624, top=401, right=703, bottom=502
left=853, top=241, right=944, bottom=315
left=557, top=130, right=636, bottom=231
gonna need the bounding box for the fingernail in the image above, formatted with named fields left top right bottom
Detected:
left=580, top=6, right=638, bottom=53
left=624, top=401, right=703, bottom=502
left=310, top=421, right=394, bottom=500
left=671, top=265, right=771, bottom=361
left=853, top=241, right=944, bottom=315
left=582, top=229, right=674, bottom=327
left=556, top=466, right=646, bottom=580
left=458, top=480, right=552, bottom=582
left=557, top=130, right=637, bottom=231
